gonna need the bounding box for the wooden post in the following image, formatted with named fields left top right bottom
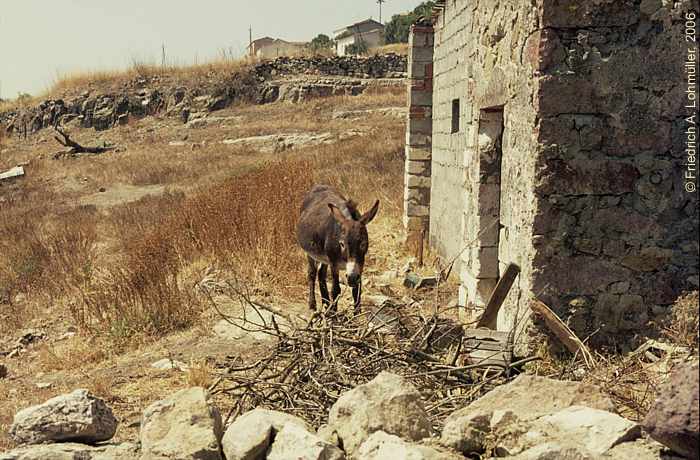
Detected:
left=476, top=263, right=520, bottom=329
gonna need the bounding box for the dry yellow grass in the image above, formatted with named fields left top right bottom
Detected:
left=0, top=91, right=406, bottom=346
left=370, top=43, right=409, bottom=56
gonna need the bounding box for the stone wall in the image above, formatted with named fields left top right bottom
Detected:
left=403, top=24, right=434, bottom=249
left=253, top=54, right=407, bottom=79
left=429, top=0, right=542, bottom=338
left=1, top=54, right=407, bottom=135
left=529, top=0, right=699, bottom=346
left=423, top=0, right=698, bottom=349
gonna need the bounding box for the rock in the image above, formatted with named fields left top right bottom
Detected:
left=603, top=436, right=687, bottom=459
left=221, top=408, right=311, bottom=460
left=267, top=423, right=344, bottom=460
left=221, top=132, right=334, bottom=153
left=448, top=374, right=615, bottom=423
left=0, top=363, right=7, bottom=379
left=441, top=375, right=617, bottom=455
left=440, top=412, right=491, bottom=455
left=643, top=361, right=700, bottom=458
left=151, top=358, right=189, bottom=371
left=528, top=406, right=641, bottom=456
left=139, top=387, right=222, bottom=460
left=357, top=431, right=462, bottom=460
left=0, top=442, right=139, bottom=460
left=185, top=115, right=243, bottom=129
left=9, top=389, right=117, bottom=445
left=327, top=371, right=432, bottom=455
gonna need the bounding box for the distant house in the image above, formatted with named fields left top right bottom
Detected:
left=333, top=19, right=385, bottom=56
left=248, top=37, right=308, bottom=59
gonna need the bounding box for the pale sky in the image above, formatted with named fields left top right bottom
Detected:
left=0, top=0, right=421, bottom=98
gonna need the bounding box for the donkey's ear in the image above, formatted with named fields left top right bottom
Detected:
left=328, top=203, right=350, bottom=226
left=360, top=200, right=380, bottom=225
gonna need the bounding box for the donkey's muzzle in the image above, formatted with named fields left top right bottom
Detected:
left=347, top=273, right=361, bottom=287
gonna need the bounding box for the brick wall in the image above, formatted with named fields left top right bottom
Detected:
left=403, top=24, right=435, bottom=249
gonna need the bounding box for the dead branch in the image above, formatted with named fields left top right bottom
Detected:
left=530, top=299, right=596, bottom=368
left=52, top=126, right=116, bottom=159
left=201, top=276, right=533, bottom=430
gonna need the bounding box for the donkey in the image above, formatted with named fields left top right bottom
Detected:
left=296, top=184, right=379, bottom=312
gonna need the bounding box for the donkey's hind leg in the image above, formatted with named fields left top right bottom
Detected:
left=306, top=255, right=318, bottom=311
left=318, top=264, right=330, bottom=307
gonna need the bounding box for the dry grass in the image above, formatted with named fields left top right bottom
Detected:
left=528, top=291, right=699, bottom=421
left=662, top=291, right=699, bottom=352
left=186, top=358, right=213, bottom=388
left=52, top=57, right=250, bottom=94
left=0, top=95, right=405, bottom=347
left=370, top=43, right=409, bottom=56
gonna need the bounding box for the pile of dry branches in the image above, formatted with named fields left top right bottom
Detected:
left=203, top=280, right=532, bottom=430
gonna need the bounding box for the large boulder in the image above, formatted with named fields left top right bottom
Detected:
left=356, top=431, right=462, bottom=460
left=139, top=387, right=222, bottom=460
left=643, top=361, right=699, bottom=459
left=441, top=374, right=616, bottom=455
left=510, top=406, right=641, bottom=457
left=0, top=442, right=138, bottom=460
left=9, top=389, right=117, bottom=445
left=221, top=408, right=311, bottom=460
left=267, top=423, right=344, bottom=460
left=327, top=371, right=432, bottom=455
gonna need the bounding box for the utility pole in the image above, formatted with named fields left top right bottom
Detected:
left=249, top=26, right=253, bottom=57
left=377, top=0, right=387, bottom=23
left=161, top=43, right=166, bottom=67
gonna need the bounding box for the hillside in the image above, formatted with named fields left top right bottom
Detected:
left=0, top=54, right=453, bottom=449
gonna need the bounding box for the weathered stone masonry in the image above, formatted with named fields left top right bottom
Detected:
left=404, top=0, right=699, bottom=349
left=403, top=24, right=435, bottom=249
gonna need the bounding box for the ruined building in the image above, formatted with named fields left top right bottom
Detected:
left=403, top=0, right=699, bottom=347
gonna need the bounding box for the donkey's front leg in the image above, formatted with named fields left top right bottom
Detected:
left=329, top=263, right=341, bottom=312
left=352, top=280, right=362, bottom=314
left=318, top=263, right=330, bottom=306
left=306, top=255, right=318, bottom=311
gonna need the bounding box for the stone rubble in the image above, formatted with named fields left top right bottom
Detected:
left=0, top=372, right=689, bottom=460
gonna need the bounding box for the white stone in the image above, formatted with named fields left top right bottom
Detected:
left=327, top=372, right=432, bottom=455
left=151, top=358, right=189, bottom=371
left=357, top=431, right=462, bottom=460
left=267, top=423, right=344, bottom=460
left=0, top=442, right=138, bottom=460
left=10, top=389, right=117, bottom=445
left=139, top=387, right=222, bottom=460
left=531, top=406, right=641, bottom=456
left=221, top=408, right=311, bottom=460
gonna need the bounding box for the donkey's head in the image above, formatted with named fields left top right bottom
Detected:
left=328, top=200, right=380, bottom=287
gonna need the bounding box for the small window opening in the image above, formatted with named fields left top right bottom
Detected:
left=451, top=99, right=460, bottom=133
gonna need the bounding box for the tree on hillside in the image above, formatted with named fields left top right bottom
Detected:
left=385, top=1, right=435, bottom=44
left=309, top=34, right=335, bottom=52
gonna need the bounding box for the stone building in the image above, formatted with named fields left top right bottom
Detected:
left=403, top=0, right=699, bottom=348
left=334, top=19, right=385, bottom=56
left=249, top=37, right=308, bottom=59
